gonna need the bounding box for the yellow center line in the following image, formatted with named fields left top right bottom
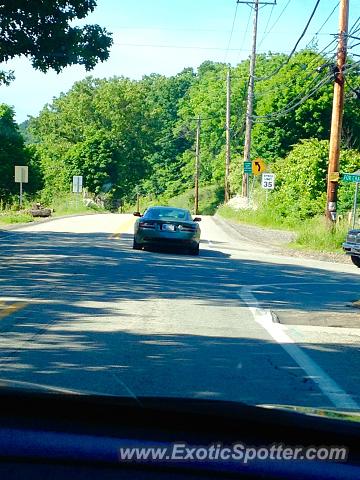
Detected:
left=109, top=217, right=136, bottom=240
left=0, top=302, right=28, bottom=320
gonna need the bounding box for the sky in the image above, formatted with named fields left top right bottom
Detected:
left=1, top=0, right=359, bottom=123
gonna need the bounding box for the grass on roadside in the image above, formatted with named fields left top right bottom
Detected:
left=51, top=195, right=104, bottom=217
left=0, top=212, right=34, bottom=224
left=290, top=216, right=348, bottom=253
left=216, top=204, right=296, bottom=230
left=217, top=204, right=349, bottom=253
left=0, top=194, right=105, bottom=225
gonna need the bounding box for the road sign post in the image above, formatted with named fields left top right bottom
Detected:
left=261, top=173, right=275, bottom=204
left=72, top=176, right=83, bottom=193
left=252, top=159, right=266, bottom=176
left=14, top=166, right=29, bottom=208
left=343, top=173, right=360, bottom=183
left=244, top=161, right=252, bottom=174
left=352, top=182, right=360, bottom=229
left=261, top=173, right=275, bottom=189
left=72, top=176, right=83, bottom=210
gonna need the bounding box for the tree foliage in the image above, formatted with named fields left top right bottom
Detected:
left=269, top=139, right=360, bottom=221
left=0, top=0, right=112, bottom=84
left=0, top=104, right=29, bottom=200
left=2, top=47, right=359, bottom=220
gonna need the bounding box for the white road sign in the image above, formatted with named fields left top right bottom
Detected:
left=262, top=173, right=275, bottom=190
left=15, top=166, right=28, bottom=183
left=72, top=175, right=83, bottom=193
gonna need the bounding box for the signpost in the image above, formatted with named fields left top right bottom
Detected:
left=343, top=172, right=360, bottom=228
left=262, top=173, right=275, bottom=204
left=244, top=161, right=252, bottom=174
left=261, top=173, right=275, bottom=190
left=14, top=166, right=29, bottom=208
left=72, top=175, right=83, bottom=193
left=252, top=159, right=266, bottom=176
left=352, top=182, right=359, bottom=229
left=72, top=176, right=83, bottom=210
left=343, top=173, right=360, bottom=183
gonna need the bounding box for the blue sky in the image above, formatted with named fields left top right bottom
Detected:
left=1, top=0, right=359, bottom=122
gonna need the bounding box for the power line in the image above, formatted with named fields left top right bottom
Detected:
left=112, top=41, right=297, bottom=54
left=252, top=74, right=333, bottom=122
left=258, top=2, right=276, bottom=47
left=258, top=0, right=292, bottom=45
left=345, top=76, right=360, bottom=100
left=349, top=16, right=360, bottom=35
left=237, top=5, right=253, bottom=62
left=253, top=48, right=337, bottom=100
left=255, top=0, right=322, bottom=82
left=225, top=2, right=240, bottom=62
left=315, top=1, right=339, bottom=35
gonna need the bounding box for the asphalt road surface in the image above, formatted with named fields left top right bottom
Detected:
left=0, top=214, right=360, bottom=412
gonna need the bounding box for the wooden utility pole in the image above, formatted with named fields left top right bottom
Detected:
left=326, top=0, right=349, bottom=222
left=225, top=69, right=231, bottom=203
left=194, top=115, right=201, bottom=215
left=242, top=0, right=259, bottom=198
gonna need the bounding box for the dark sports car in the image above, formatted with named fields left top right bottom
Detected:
left=133, top=206, right=201, bottom=255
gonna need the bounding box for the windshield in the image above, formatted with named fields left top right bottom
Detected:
left=1, top=0, right=360, bottom=423
left=144, top=207, right=192, bottom=221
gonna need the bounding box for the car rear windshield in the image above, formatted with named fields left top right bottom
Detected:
left=144, top=208, right=192, bottom=221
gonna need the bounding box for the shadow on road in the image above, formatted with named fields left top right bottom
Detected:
left=0, top=229, right=359, bottom=408
left=0, top=229, right=358, bottom=311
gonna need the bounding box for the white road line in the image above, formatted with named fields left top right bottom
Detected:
left=240, top=286, right=359, bottom=411
left=207, top=239, right=214, bottom=249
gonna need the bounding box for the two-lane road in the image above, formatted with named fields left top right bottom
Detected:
left=0, top=214, right=359, bottom=411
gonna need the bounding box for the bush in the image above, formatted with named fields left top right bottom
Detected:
left=269, top=139, right=360, bottom=221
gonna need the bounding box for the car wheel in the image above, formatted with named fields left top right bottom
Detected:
left=189, top=244, right=199, bottom=256
left=351, top=255, right=360, bottom=268
left=132, top=238, right=142, bottom=250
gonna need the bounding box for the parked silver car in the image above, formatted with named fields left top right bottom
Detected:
left=343, top=229, right=360, bottom=267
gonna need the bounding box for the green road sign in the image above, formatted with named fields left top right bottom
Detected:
left=343, top=173, right=360, bottom=183
left=244, top=161, right=252, bottom=174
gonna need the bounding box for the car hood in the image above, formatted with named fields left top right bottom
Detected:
left=0, top=378, right=359, bottom=424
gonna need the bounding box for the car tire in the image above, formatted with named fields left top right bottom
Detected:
left=189, top=244, right=199, bottom=256
left=132, top=238, right=142, bottom=250
left=351, top=255, right=360, bottom=268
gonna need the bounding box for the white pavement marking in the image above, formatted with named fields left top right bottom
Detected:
left=240, top=286, right=359, bottom=411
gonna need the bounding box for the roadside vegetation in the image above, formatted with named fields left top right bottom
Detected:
left=126, top=185, right=224, bottom=216
left=217, top=138, right=360, bottom=252
left=1, top=47, right=360, bottom=252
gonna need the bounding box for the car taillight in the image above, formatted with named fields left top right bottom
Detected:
left=139, top=222, right=156, bottom=229
left=178, top=225, right=196, bottom=232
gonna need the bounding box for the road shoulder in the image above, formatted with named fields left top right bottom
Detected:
left=214, top=214, right=350, bottom=265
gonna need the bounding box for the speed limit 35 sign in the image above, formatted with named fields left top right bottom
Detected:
left=262, top=173, right=275, bottom=190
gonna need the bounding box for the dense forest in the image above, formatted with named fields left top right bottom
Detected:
left=1, top=48, right=360, bottom=220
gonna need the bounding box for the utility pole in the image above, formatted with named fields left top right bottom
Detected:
left=194, top=115, right=201, bottom=215
left=242, top=0, right=259, bottom=198
left=238, top=0, right=276, bottom=198
left=225, top=69, right=231, bottom=203
left=326, top=0, right=349, bottom=222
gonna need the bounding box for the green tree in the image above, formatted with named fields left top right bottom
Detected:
left=269, top=139, right=360, bottom=221
left=0, top=0, right=112, bottom=84
left=0, top=104, right=29, bottom=201
left=29, top=76, right=153, bottom=202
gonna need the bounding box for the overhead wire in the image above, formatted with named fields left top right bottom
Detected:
left=225, top=1, right=240, bottom=63
left=252, top=73, right=333, bottom=122
left=254, top=0, right=322, bottom=81
left=258, top=0, right=292, bottom=47
left=257, top=2, right=276, bottom=48
left=312, top=1, right=339, bottom=39
left=236, top=4, right=253, bottom=63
